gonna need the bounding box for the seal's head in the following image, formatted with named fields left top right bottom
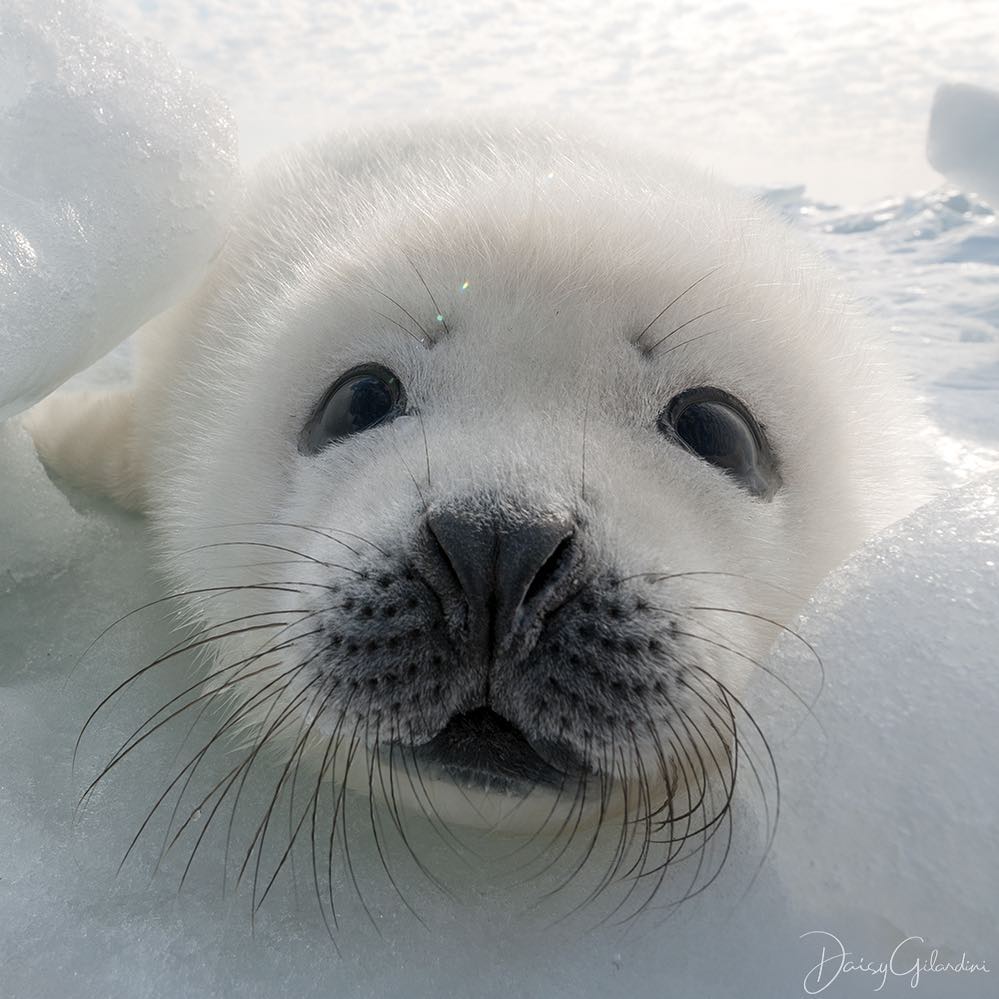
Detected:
left=146, top=120, right=922, bottom=834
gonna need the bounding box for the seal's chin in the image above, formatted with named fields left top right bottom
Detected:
left=408, top=707, right=590, bottom=793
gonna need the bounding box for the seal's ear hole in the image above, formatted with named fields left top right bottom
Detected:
left=299, top=364, right=406, bottom=454
left=657, top=387, right=781, bottom=500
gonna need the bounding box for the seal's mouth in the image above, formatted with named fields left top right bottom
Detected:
left=405, top=707, right=589, bottom=792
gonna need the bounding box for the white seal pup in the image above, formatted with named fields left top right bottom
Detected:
left=27, top=119, right=924, bottom=848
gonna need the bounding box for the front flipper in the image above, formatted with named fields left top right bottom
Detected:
left=22, top=389, right=145, bottom=512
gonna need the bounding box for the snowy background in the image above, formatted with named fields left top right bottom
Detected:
left=100, top=0, right=999, bottom=206
left=2, top=1, right=998, bottom=997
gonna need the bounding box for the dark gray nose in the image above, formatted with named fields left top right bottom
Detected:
left=426, top=507, right=576, bottom=650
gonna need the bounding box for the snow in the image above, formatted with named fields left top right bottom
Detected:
left=0, top=0, right=237, bottom=420
left=2, top=2, right=998, bottom=997
left=781, top=187, right=999, bottom=483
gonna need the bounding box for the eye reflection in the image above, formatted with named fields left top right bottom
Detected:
left=300, top=364, right=405, bottom=454
left=659, top=387, right=780, bottom=500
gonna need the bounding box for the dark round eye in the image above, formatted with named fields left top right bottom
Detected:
left=657, top=387, right=781, bottom=500
left=300, top=364, right=406, bottom=454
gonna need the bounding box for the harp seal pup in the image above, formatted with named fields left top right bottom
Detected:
left=26, top=118, right=925, bottom=834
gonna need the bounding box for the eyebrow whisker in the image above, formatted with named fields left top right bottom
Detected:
left=372, top=309, right=430, bottom=348
left=646, top=304, right=731, bottom=355
left=370, top=287, right=433, bottom=345
left=633, top=266, right=723, bottom=352
left=406, top=256, right=450, bottom=339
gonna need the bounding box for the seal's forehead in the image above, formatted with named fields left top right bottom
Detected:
left=319, top=190, right=799, bottom=376
left=236, top=124, right=846, bottom=427
left=350, top=158, right=809, bottom=323
left=231, top=120, right=815, bottom=371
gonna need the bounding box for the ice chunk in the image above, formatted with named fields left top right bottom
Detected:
left=0, top=0, right=238, bottom=420
left=762, top=472, right=999, bottom=961
left=928, top=82, right=999, bottom=209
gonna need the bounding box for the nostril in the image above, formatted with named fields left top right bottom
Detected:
left=424, top=504, right=578, bottom=648
left=425, top=509, right=496, bottom=617
left=426, top=511, right=483, bottom=600
left=523, top=529, right=575, bottom=608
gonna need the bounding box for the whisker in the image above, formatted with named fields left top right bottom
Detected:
left=632, top=266, right=723, bottom=352
left=683, top=603, right=824, bottom=691
left=75, top=621, right=310, bottom=789
left=64, top=582, right=308, bottom=696
left=369, top=286, right=432, bottom=344
left=416, top=408, right=432, bottom=489
left=645, top=305, right=731, bottom=355
left=250, top=681, right=341, bottom=913
left=198, top=521, right=393, bottom=560
left=373, top=308, right=429, bottom=348
left=178, top=540, right=362, bottom=575
left=406, top=256, right=449, bottom=339
left=362, top=715, right=429, bottom=925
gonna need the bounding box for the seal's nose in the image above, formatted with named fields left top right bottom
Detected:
left=426, top=506, right=576, bottom=650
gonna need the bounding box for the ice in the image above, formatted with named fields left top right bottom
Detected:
left=0, top=0, right=238, bottom=420
left=928, top=83, right=999, bottom=209
left=763, top=473, right=999, bottom=961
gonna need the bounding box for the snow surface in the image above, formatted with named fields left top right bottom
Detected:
left=0, top=0, right=237, bottom=419
left=775, top=186, right=999, bottom=485
left=2, top=2, right=998, bottom=998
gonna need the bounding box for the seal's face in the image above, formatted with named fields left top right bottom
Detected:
left=278, top=331, right=784, bottom=824
left=152, top=125, right=916, bottom=833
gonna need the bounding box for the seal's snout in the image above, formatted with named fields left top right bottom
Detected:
left=425, top=504, right=578, bottom=658
left=310, top=492, right=687, bottom=792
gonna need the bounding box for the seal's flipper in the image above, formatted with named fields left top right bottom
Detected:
left=22, top=389, right=145, bottom=512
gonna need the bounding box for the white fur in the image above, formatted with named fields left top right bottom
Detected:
left=27, top=118, right=927, bottom=830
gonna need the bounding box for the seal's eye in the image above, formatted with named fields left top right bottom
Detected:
left=300, top=364, right=406, bottom=454
left=658, top=387, right=780, bottom=500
